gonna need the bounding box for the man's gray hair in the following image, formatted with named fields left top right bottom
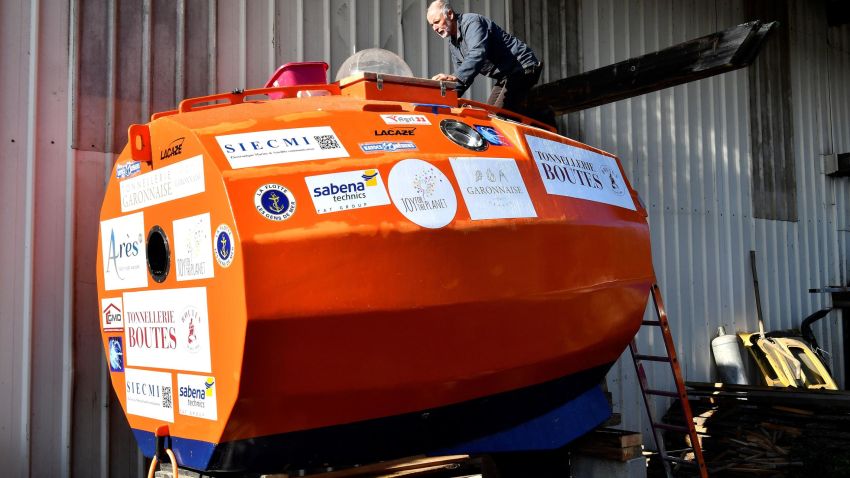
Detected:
left=429, top=0, right=455, bottom=16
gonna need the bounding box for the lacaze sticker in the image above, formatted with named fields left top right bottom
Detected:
left=374, top=127, right=416, bottom=136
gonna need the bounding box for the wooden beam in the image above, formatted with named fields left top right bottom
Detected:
left=528, top=20, right=778, bottom=115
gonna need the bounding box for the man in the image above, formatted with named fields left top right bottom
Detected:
left=427, top=0, right=544, bottom=119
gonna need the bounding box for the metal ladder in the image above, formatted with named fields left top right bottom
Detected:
left=629, top=284, right=708, bottom=477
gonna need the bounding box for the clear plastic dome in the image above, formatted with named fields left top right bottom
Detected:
left=335, top=48, right=414, bottom=81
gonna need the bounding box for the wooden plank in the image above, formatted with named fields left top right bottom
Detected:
left=267, top=455, right=474, bottom=478
left=572, top=444, right=643, bottom=462
left=527, top=20, right=777, bottom=115
left=686, top=381, right=850, bottom=410
left=575, top=428, right=642, bottom=449
left=571, top=428, right=643, bottom=462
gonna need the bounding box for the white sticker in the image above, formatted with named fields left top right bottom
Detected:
left=388, top=159, right=457, bottom=229
left=173, top=213, right=214, bottom=281
left=304, top=169, right=391, bottom=214
left=119, top=155, right=205, bottom=212
left=525, top=135, right=636, bottom=211
left=101, top=297, right=125, bottom=331
left=216, top=126, right=349, bottom=169
left=123, top=287, right=212, bottom=373
left=177, top=374, right=218, bottom=421
left=359, top=141, right=418, bottom=154
left=125, top=368, right=174, bottom=422
left=100, top=212, right=148, bottom=291
left=116, top=160, right=141, bottom=179
left=449, top=157, right=537, bottom=220
left=213, top=224, right=235, bottom=268
left=380, top=114, right=432, bottom=126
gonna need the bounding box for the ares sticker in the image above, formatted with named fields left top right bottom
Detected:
left=213, top=224, right=235, bottom=268
left=108, top=336, right=124, bottom=372
left=254, top=184, right=297, bottom=221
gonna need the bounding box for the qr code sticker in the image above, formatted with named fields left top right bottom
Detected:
left=162, top=386, right=173, bottom=409
left=314, top=134, right=340, bottom=150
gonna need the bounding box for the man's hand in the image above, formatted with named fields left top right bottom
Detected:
left=431, top=73, right=458, bottom=82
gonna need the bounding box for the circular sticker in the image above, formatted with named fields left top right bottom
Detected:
left=254, top=183, right=297, bottom=221
left=214, top=224, right=235, bottom=268
left=388, top=159, right=457, bottom=229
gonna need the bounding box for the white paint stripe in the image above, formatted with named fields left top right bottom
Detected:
left=141, top=0, right=151, bottom=121
left=208, top=0, right=217, bottom=94
left=176, top=0, right=186, bottom=101
left=62, top=0, right=81, bottom=475
left=21, top=0, right=40, bottom=473
left=296, top=0, right=304, bottom=61
left=239, top=0, right=247, bottom=88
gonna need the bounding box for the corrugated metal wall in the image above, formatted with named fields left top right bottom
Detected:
left=828, top=21, right=850, bottom=311
left=2, top=0, right=849, bottom=475
left=1, top=0, right=74, bottom=476
left=524, top=0, right=850, bottom=442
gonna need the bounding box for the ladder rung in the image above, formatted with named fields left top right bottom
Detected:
left=645, top=389, right=680, bottom=398
left=642, top=320, right=662, bottom=326
left=662, top=456, right=699, bottom=466
left=634, top=354, right=671, bottom=362
left=652, top=422, right=690, bottom=433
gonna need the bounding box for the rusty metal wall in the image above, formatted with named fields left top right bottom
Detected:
left=2, top=0, right=849, bottom=475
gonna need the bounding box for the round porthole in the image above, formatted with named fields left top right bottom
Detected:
left=147, top=225, right=170, bottom=283
left=439, top=119, right=488, bottom=151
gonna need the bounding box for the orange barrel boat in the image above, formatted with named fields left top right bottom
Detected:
left=96, top=56, right=653, bottom=473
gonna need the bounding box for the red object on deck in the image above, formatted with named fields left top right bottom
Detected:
left=264, top=61, right=329, bottom=99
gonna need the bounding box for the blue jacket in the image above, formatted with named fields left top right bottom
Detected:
left=449, top=13, right=539, bottom=95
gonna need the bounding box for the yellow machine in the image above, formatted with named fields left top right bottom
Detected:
left=739, top=309, right=838, bottom=390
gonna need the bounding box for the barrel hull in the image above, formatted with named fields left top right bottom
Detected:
left=96, top=75, right=654, bottom=473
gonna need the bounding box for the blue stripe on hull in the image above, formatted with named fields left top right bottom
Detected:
left=132, top=363, right=613, bottom=473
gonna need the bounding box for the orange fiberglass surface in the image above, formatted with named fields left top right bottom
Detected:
left=96, top=62, right=654, bottom=473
